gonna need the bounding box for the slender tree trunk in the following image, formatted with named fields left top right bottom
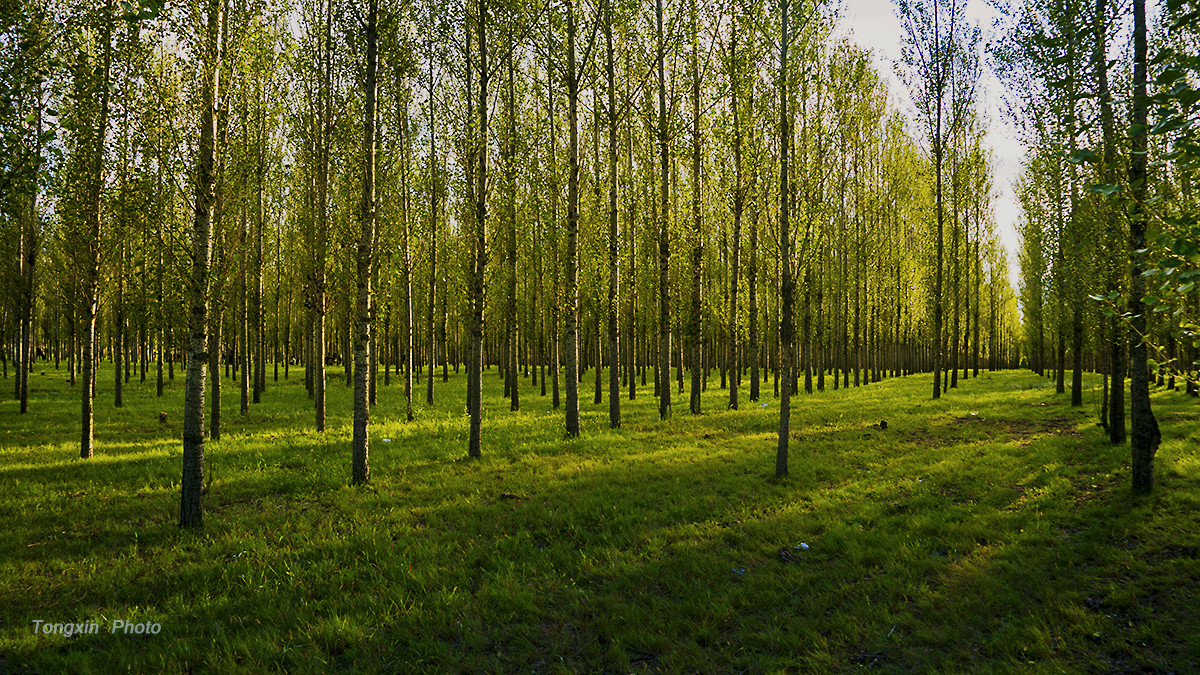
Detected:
left=1093, top=0, right=1125, bottom=442
left=181, top=0, right=222, bottom=528
left=506, top=33, right=519, bottom=413
left=467, top=0, right=488, bottom=458
left=776, top=0, right=792, bottom=478
left=352, top=0, right=377, bottom=485
left=931, top=51, right=944, bottom=400
left=749, top=205, right=759, bottom=402
left=81, top=0, right=113, bottom=459
left=688, top=0, right=702, bottom=416
left=314, top=0, right=332, bottom=434
left=656, top=0, right=671, bottom=420
left=115, top=240, right=124, bottom=408
left=564, top=0, right=582, bottom=436
left=605, top=0, right=620, bottom=427
left=728, top=13, right=742, bottom=410
left=1128, top=0, right=1159, bottom=493
left=400, top=82, right=415, bottom=423
left=240, top=192, right=250, bottom=415
left=426, top=29, right=438, bottom=406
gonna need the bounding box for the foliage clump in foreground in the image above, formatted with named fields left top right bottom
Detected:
left=1, top=369, right=1198, bottom=672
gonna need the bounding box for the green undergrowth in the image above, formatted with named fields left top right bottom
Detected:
left=1, top=364, right=1198, bottom=673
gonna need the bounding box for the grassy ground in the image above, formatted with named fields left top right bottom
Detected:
left=0, top=362, right=1198, bottom=674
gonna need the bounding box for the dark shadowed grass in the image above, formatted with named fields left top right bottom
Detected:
left=1, top=364, right=1198, bottom=673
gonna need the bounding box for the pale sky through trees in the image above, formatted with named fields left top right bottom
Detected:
left=835, top=0, right=1024, bottom=291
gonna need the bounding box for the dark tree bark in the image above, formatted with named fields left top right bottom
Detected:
left=688, top=0, right=702, bottom=416
left=314, top=0, right=332, bottom=434
left=1094, top=0, right=1124, bottom=442
left=776, top=0, right=792, bottom=478
left=426, top=25, right=439, bottom=406
left=749, top=198, right=759, bottom=402
left=605, top=0, right=620, bottom=428
left=467, top=0, right=488, bottom=458
left=564, top=0, right=581, bottom=436
left=656, top=0, right=671, bottom=420
left=240, top=171, right=250, bottom=415
left=1128, top=0, right=1159, bottom=494
left=400, top=82, right=414, bottom=423
left=506, top=30, right=519, bottom=413
left=727, top=11, right=743, bottom=411
left=80, top=0, right=113, bottom=459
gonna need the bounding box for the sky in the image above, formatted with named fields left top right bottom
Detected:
left=832, top=0, right=1026, bottom=292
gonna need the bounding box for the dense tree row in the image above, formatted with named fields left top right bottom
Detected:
left=1, top=0, right=1021, bottom=524
left=1006, top=0, right=1199, bottom=493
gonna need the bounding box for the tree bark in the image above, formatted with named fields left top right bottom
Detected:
left=80, top=0, right=113, bottom=459
left=728, top=12, right=742, bottom=411
left=605, top=0, right=620, bottom=428
left=564, top=0, right=581, bottom=437
left=1128, top=0, right=1159, bottom=494
left=352, top=0, right=377, bottom=485
left=776, top=0, right=792, bottom=478
left=656, top=0, right=671, bottom=420
left=467, top=0, right=488, bottom=458
left=181, top=0, right=222, bottom=528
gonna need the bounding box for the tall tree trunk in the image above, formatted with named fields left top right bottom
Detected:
left=749, top=203, right=759, bottom=402
left=240, top=188, right=250, bottom=415
left=467, top=0, right=488, bottom=458
left=81, top=0, right=113, bottom=459
left=1128, top=0, right=1159, bottom=493
left=18, top=80, right=41, bottom=413
left=656, top=0, right=671, bottom=420
left=564, top=0, right=582, bottom=436
left=931, top=15, right=945, bottom=400
left=605, top=0, right=620, bottom=427
left=255, top=103, right=266, bottom=403
left=426, top=21, right=438, bottom=406
left=181, top=0, right=222, bottom=528
left=545, top=26, right=561, bottom=410
left=1095, top=0, right=1125, bottom=442
left=352, top=0, right=377, bottom=485
left=115, top=239, right=124, bottom=407
left=506, top=31, right=519, bottom=413
left=157, top=242, right=164, bottom=397
left=688, top=0, right=702, bottom=416
left=776, top=0, right=792, bottom=478
left=400, top=81, right=415, bottom=423
left=314, top=0, right=332, bottom=434
left=728, top=12, right=742, bottom=411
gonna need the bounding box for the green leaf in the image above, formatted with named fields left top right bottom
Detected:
left=1156, top=67, right=1187, bottom=86
left=1067, top=148, right=1099, bottom=164
left=1152, top=116, right=1187, bottom=134
left=1181, top=281, right=1197, bottom=293
left=1088, top=183, right=1123, bottom=196
left=1145, top=294, right=1160, bottom=304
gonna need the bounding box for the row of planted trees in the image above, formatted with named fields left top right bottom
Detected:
left=1, top=0, right=1021, bottom=526
left=1008, top=0, right=1199, bottom=493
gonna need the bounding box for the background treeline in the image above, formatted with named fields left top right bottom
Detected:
left=1, top=0, right=1020, bottom=488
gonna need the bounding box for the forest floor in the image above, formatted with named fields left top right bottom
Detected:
left=1, top=364, right=1198, bottom=673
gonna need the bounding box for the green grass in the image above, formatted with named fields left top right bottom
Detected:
left=1, top=362, right=1198, bottom=673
